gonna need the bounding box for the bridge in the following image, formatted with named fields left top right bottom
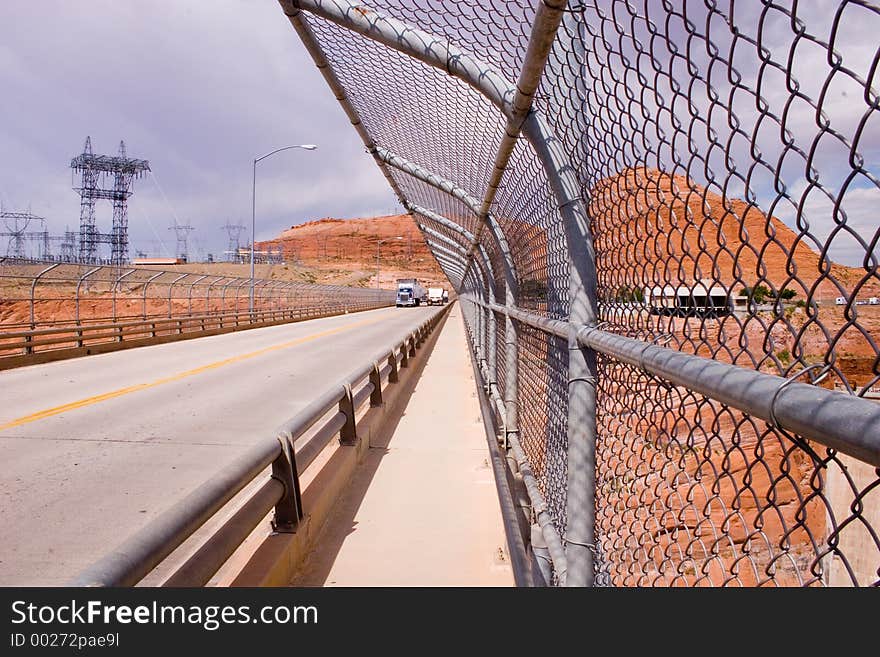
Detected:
left=1, top=0, right=879, bottom=588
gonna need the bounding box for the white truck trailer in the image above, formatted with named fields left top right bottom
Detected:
left=396, top=278, right=426, bottom=307
left=427, top=287, right=445, bottom=305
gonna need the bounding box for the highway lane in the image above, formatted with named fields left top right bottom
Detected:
left=0, top=305, right=437, bottom=585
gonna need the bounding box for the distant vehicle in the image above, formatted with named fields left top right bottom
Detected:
left=441, top=289, right=449, bottom=304
left=835, top=296, right=846, bottom=306
left=396, top=278, right=426, bottom=307
left=427, top=287, right=445, bottom=305
left=869, top=297, right=879, bottom=305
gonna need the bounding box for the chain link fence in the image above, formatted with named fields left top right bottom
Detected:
left=283, top=0, right=879, bottom=586
left=0, top=259, right=394, bottom=360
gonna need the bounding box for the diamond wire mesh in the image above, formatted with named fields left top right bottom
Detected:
left=518, top=321, right=570, bottom=532
left=537, top=1, right=880, bottom=586
left=492, top=136, right=572, bottom=320
left=299, top=1, right=880, bottom=586
left=308, top=17, right=505, bottom=206
left=494, top=308, right=507, bottom=407
left=394, top=172, right=511, bottom=300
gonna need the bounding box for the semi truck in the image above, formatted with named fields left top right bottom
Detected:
left=396, top=278, right=426, bottom=307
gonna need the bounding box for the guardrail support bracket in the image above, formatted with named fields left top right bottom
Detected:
left=369, top=362, right=383, bottom=406
left=270, top=435, right=303, bottom=533
left=339, top=383, right=358, bottom=445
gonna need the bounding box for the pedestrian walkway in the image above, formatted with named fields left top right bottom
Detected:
left=291, top=304, right=513, bottom=586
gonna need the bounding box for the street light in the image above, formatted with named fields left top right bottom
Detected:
left=376, top=236, right=403, bottom=301
left=251, top=144, right=317, bottom=313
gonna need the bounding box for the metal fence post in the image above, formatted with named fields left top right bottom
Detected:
left=188, top=275, right=207, bottom=318
left=75, top=266, right=100, bottom=325
left=234, top=278, right=249, bottom=317
left=168, top=273, right=188, bottom=318
left=220, top=278, right=235, bottom=315
left=205, top=276, right=224, bottom=317
left=143, top=272, right=164, bottom=320
left=30, top=263, right=61, bottom=329
left=112, top=268, right=136, bottom=323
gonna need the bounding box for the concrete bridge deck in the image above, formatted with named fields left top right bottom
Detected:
left=290, top=303, right=513, bottom=586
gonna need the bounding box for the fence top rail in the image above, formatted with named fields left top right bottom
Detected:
left=464, top=294, right=880, bottom=468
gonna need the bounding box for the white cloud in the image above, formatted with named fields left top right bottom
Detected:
left=0, top=0, right=398, bottom=259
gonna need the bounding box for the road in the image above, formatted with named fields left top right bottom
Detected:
left=0, top=306, right=436, bottom=585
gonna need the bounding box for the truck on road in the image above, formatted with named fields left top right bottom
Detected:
left=396, top=278, right=426, bottom=307
left=427, top=287, right=445, bottom=305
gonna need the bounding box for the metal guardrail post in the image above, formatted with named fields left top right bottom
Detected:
left=338, top=384, right=358, bottom=445
left=270, top=436, right=303, bottom=533
left=387, top=351, right=399, bottom=383
left=369, top=362, right=383, bottom=407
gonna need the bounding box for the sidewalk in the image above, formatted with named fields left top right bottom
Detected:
left=291, top=304, right=513, bottom=586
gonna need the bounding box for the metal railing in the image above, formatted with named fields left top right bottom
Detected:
left=282, top=1, right=880, bottom=586
left=0, top=260, right=396, bottom=363
left=70, top=303, right=450, bottom=586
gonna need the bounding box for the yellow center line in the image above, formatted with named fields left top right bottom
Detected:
left=0, top=314, right=386, bottom=431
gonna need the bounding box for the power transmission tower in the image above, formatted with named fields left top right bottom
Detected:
left=221, top=221, right=246, bottom=262
left=60, top=229, right=77, bottom=261
left=168, top=221, right=195, bottom=262
left=71, top=136, right=149, bottom=264
left=1, top=209, right=44, bottom=259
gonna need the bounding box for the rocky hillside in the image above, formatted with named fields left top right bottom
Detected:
left=258, top=214, right=448, bottom=289
left=590, top=167, right=878, bottom=300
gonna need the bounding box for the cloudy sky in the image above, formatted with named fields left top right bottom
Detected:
left=0, top=0, right=400, bottom=260
left=1, top=1, right=876, bottom=268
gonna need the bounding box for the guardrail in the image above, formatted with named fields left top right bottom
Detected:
left=0, top=260, right=396, bottom=367
left=0, top=260, right=395, bottom=328
left=0, top=301, right=391, bottom=367
left=70, top=303, right=451, bottom=586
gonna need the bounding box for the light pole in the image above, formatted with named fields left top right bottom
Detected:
left=251, top=144, right=317, bottom=313
left=376, top=236, right=403, bottom=301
